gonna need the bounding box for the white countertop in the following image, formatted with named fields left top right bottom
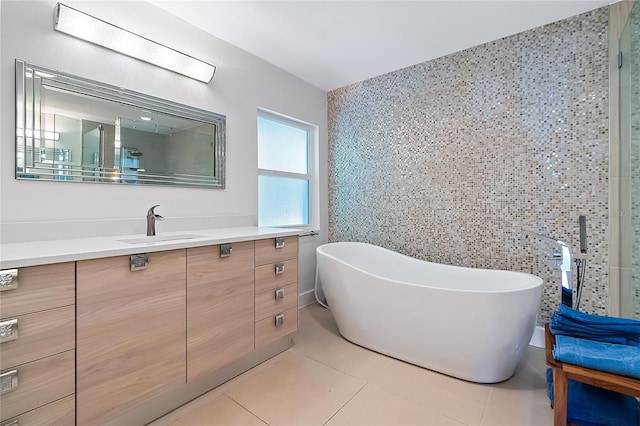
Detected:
left=0, top=227, right=301, bottom=269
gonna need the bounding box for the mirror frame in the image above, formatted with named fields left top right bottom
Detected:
left=15, top=59, right=226, bottom=189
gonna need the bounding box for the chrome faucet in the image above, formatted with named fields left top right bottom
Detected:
left=146, top=205, right=165, bottom=236
left=522, top=228, right=573, bottom=308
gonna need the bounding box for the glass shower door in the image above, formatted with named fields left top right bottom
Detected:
left=621, top=1, right=640, bottom=319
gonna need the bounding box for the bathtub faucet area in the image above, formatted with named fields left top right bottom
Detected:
left=522, top=228, right=573, bottom=308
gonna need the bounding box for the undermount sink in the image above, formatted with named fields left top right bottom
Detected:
left=119, top=234, right=204, bottom=244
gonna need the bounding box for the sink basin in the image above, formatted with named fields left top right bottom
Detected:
left=119, top=234, right=204, bottom=244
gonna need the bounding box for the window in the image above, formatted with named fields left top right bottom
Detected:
left=258, top=110, right=316, bottom=228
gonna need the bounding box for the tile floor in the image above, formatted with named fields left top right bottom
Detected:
left=150, top=303, right=554, bottom=426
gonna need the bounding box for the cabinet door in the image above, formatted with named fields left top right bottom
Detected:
left=76, top=250, right=186, bottom=424
left=187, top=242, right=254, bottom=382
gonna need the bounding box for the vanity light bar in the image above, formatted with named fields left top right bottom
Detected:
left=53, top=3, right=216, bottom=83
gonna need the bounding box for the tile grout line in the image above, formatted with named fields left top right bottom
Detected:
left=321, top=382, right=368, bottom=426
left=478, top=387, right=493, bottom=425
left=223, top=393, right=272, bottom=426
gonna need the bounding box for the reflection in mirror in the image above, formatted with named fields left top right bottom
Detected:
left=15, top=59, right=225, bottom=188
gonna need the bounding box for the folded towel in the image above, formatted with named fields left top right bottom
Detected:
left=553, top=335, right=640, bottom=379
left=546, top=368, right=640, bottom=426
left=550, top=304, right=640, bottom=345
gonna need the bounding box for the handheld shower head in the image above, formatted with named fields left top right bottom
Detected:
left=579, top=215, right=587, bottom=254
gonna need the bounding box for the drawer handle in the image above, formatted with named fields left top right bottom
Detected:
left=275, top=263, right=285, bottom=275
left=275, top=313, right=285, bottom=327
left=0, top=319, right=18, bottom=343
left=0, top=419, right=18, bottom=426
left=130, top=254, right=149, bottom=271
left=275, top=238, right=285, bottom=249
left=275, top=288, right=285, bottom=300
left=0, top=370, right=18, bottom=394
left=220, top=243, right=233, bottom=258
left=0, top=269, right=18, bottom=291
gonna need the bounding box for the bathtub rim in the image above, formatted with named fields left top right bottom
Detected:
left=317, top=241, right=543, bottom=294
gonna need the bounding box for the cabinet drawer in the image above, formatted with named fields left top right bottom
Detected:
left=0, top=350, right=75, bottom=421
left=255, top=259, right=298, bottom=294
left=1, top=395, right=75, bottom=426
left=255, top=283, right=298, bottom=322
left=0, top=263, right=74, bottom=318
left=255, top=236, right=298, bottom=266
left=255, top=307, right=298, bottom=348
left=0, top=306, right=75, bottom=370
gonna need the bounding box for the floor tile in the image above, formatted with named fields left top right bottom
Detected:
left=149, top=392, right=266, bottom=426
left=480, top=347, right=553, bottom=425
left=366, top=355, right=492, bottom=425
left=223, top=349, right=366, bottom=426
left=326, top=384, right=466, bottom=426
left=292, top=317, right=391, bottom=382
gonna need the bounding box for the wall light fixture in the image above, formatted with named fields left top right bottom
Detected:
left=54, top=3, right=216, bottom=83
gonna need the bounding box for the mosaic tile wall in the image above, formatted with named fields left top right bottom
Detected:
left=629, top=3, right=640, bottom=319
left=328, top=8, right=610, bottom=324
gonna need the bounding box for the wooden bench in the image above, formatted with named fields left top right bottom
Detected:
left=544, top=323, right=640, bottom=426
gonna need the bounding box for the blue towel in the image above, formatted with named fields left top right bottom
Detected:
left=550, top=304, right=640, bottom=346
left=546, top=368, right=640, bottom=426
left=553, top=335, right=640, bottom=379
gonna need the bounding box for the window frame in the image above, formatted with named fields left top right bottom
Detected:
left=257, top=108, right=318, bottom=230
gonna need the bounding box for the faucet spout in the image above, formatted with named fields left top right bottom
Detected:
left=522, top=228, right=573, bottom=308
left=146, top=205, right=164, bottom=236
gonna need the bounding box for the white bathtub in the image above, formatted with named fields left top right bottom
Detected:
left=316, top=242, right=543, bottom=383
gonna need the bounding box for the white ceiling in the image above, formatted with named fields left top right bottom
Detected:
left=150, top=0, right=616, bottom=91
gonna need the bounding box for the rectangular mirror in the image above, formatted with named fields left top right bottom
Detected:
left=15, top=59, right=225, bottom=189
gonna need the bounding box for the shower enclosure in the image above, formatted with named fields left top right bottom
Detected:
left=620, top=0, right=640, bottom=319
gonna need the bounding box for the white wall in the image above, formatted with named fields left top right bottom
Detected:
left=0, top=1, right=329, bottom=302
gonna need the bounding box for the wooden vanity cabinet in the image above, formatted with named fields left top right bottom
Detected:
left=0, top=263, right=75, bottom=425
left=186, top=241, right=255, bottom=382
left=76, top=250, right=187, bottom=425
left=1, top=232, right=300, bottom=424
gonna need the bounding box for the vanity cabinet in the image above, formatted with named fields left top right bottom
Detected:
left=254, top=236, right=299, bottom=348
left=0, top=263, right=75, bottom=425
left=1, top=230, right=300, bottom=424
left=76, top=250, right=187, bottom=425
left=186, top=242, right=255, bottom=382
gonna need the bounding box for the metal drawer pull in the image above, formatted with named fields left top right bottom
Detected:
left=130, top=254, right=149, bottom=271
left=0, top=419, right=18, bottom=426
left=0, top=269, right=18, bottom=292
left=275, top=237, right=285, bottom=249
left=275, top=313, right=285, bottom=327
left=275, top=263, right=285, bottom=275
left=0, top=370, right=18, bottom=394
left=0, top=319, right=18, bottom=343
left=275, top=288, right=285, bottom=300
left=220, top=243, right=233, bottom=258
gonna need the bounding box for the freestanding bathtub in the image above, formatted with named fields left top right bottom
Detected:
left=316, top=242, right=543, bottom=383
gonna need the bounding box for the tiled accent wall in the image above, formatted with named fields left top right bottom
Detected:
left=328, top=8, right=610, bottom=323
